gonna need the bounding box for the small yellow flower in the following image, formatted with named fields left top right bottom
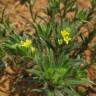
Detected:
left=20, top=39, right=32, bottom=48
left=60, top=28, right=72, bottom=44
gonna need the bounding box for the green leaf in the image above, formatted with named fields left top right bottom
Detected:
left=47, top=90, right=54, bottom=96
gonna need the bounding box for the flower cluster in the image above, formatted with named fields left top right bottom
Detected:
left=20, top=39, right=32, bottom=48
left=20, top=39, right=36, bottom=53
left=58, top=27, right=72, bottom=45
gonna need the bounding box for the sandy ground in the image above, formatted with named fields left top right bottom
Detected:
left=0, top=0, right=48, bottom=33
left=0, top=0, right=96, bottom=96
